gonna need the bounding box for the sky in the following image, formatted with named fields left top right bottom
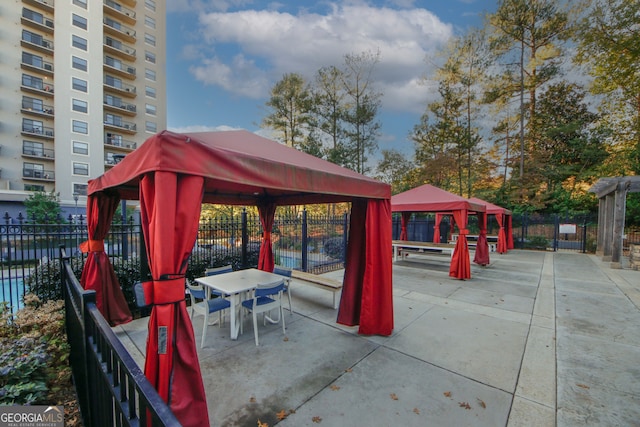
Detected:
left=165, top=0, right=497, bottom=161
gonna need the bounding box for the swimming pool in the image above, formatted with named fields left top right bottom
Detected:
left=1, top=277, right=25, bottom=311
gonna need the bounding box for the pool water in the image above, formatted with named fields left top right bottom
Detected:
left=1, top=277, right=25, bottom=311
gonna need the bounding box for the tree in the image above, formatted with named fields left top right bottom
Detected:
left=311, top=65, right=348, bottom=165
left=340, top=50, right=382, bottom=174
left=529, top=82, right=607, bottom=212
left=574, top=0, right=640, bottom=173
left=488, top=0, right=569, bottom=182
left=375, top=149, right=414, bottom=193
left=24, top=191, right=64, bottom=223
left=262, top=73, right=315, bottom=152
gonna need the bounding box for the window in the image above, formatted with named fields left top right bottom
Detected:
left=23, top=140, right=44, bottom=156
left=105, top=74, right=123, bottom=89
left=144, top=33, right=156, bottom=46
left=22, top=118, right=44, bottom=134
left=145, top=51, right=156, bottom=64
left=145, top=0, right=156, bottom=12
left=145, top=68, right=156, bottom=81
left=145, top=86, right=156, bottom=98
left=145, top=15, right=156, bottom=29
left=72, top=14, right=87, bottom=30
left=72, top=77, right=87, bottom=92
left=145, top=121, right=157, bottom=132
left=73, top=0, right=87, bottom=9
left=106, top=132, right=123, bottom=146
left=72, top=35, right=87, bottom=51
left=73, top=162, right=89, bottom=176
left=146, top=104, right=156, bottom=115
left=72, top=56, right=87, bottom=71
left=22, top=30, right=46, bottom=48
left=73, top=183, right=88, bottom=196
left=22, top=52, right=43, bottom=68
left=72, top=99, right=88, bottom=113
left=72, top=120, right=88, bottom=134
left=23, top=162, right=45, bottom=179
left=25, top=184, right=45, bottom=192
left=22, top=96, right=43, bottom=112
left=73, top=141, right=88, bottom=155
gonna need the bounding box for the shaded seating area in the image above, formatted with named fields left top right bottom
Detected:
left=391, top=184, right=488, bottom=279
left=468, top=197, right=514, bottom=254
left=79, top=129, right=393, bottom=426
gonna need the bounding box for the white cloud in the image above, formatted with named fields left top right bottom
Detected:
left=190, top=3, right=453, bottom=113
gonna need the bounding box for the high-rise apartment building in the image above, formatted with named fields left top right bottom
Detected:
left=0, top=0, right=166, bottom=214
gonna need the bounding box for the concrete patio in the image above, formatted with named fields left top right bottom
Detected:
left=114, top=249, right=640, bottom=426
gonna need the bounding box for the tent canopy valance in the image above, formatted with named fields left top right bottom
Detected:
left=391, top=184, right=488, bottom=279
left=468, top=197, right=514, bottom=253
left=84, top=129, right=394, bottom=427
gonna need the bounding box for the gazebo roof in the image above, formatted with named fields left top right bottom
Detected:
left=391, top=184, right=485, bottom=213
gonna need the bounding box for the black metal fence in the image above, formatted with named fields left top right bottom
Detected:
left=61, top=247, right=180, bottom=427
left=1, top=210, right=349, bottom=312
left=391, top=212, right=640, bottom=255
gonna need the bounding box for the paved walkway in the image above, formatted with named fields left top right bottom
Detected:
left=114, top=250, right=640, bottom=426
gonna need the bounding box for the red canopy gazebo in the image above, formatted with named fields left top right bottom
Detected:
left=81, top=130, right=394, bottom=427
left=391, top=184, right=488, bottom=279
left=468, top=197, right=514, bottom=253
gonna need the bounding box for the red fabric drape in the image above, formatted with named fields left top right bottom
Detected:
left=473, top=212, right=490, bottom=266
left=433, top=213, right=442, bottom=243
left=338, top=199, right=393, bottom=336
left=449, top=210, right=471, bottom=280
left=507, top=215, right=514, bottom=249
left=80, top=192, right=132, bottom=326
left=257, top=202, right=277, bottom=272
left=139, top=172, right=209, bottom=427
left=400, top=212, right=411, bottom=240
left=496, top=214, right=508, bottom=254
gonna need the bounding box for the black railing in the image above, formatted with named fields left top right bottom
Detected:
left=61, top=247, right=180, bottom=427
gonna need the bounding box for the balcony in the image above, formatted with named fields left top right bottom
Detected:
left=23, top=145, right=55, bottom=160
left=21, top=124, right=54, bottom=139
left=21, top=57, right=54, bottom=77
left=23, top=168, right=55, bottom=181
left=104, top=117, right=137, bottom=134
left=103, top=78, right=136, bottom=98
left=104, top=56, right=136, bottom=80
left=103, top=0, right=136, bottom=25
left=21, top=97, right=54, bottom=117
left=118, top=0, right=136, bottom=7
left=104, top=135, right=137, bottom=150
left=103, top=36, right=136, bottom=61
left=105, top=153, right=126, bottom=167
left=22, top=0, right=54, bottom=14
left=21, top=78, right=54, bottom=97
left=21, top=8, right=54, bottom=34
left=103, top=18, right=136, bottom=43
left=21, top=31, right=54, bottom=55
left=104, top=97, right=136, bottom=116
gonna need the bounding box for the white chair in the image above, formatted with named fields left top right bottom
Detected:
left=186, top=282, right=231, bottom=348
left=273, top=265, right=293, bottom=315
left=240, top=278, right=286, bottom=346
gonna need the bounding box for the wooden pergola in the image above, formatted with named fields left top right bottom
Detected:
left=589, top=176, right=640, bottom=268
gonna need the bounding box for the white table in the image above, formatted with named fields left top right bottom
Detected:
left=195, top=268, right=283, bottom=340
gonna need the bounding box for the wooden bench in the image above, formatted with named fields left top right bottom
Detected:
left=291, top=270, right=343, bottom=309
left=392, top=240, right=456, bottom=262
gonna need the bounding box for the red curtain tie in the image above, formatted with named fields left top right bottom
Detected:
left=79, top=239, right=105, bottom=253
left=143, top=278, right=185, bottom=305
left=459, top=229, right=469, bottom=235
left=263, top=231, right=271, bottom=240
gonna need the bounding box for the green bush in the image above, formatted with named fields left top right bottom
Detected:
left=0, top=336, right=49, bottom=404
left=323, top=237, right=344, bottom=259
left=524, top=235, right=549, bottom=250
left=25, top=257, right=84, bottom=302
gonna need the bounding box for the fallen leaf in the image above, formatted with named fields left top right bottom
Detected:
left=577, top=383, right=590, bottom=389
left=289, top=409, right=296, bottom=414
left=390, top=393, right=399, bottom=400
left=312, top=416, right=322, bottom=423
left=458, top=402, right=472, bottom=410
left=283, top=337, right=289, bottom=342
left=330, top=385, right=340, bottom=391
left=443, top=391, right=451, bottom=398
left=477, top=398, right=486, bottom=409
left=345, top=368, right=352, bottom=373
left=413, top=408, right=420, bottom=414
left=249, top=396, right=256, bottom=403
left=257, top=420, right=268, bottom=427
left=276, top=410, right=288, bottom=421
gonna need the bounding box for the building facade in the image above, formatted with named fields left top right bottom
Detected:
left=0, top=0, right=166, bottom=215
